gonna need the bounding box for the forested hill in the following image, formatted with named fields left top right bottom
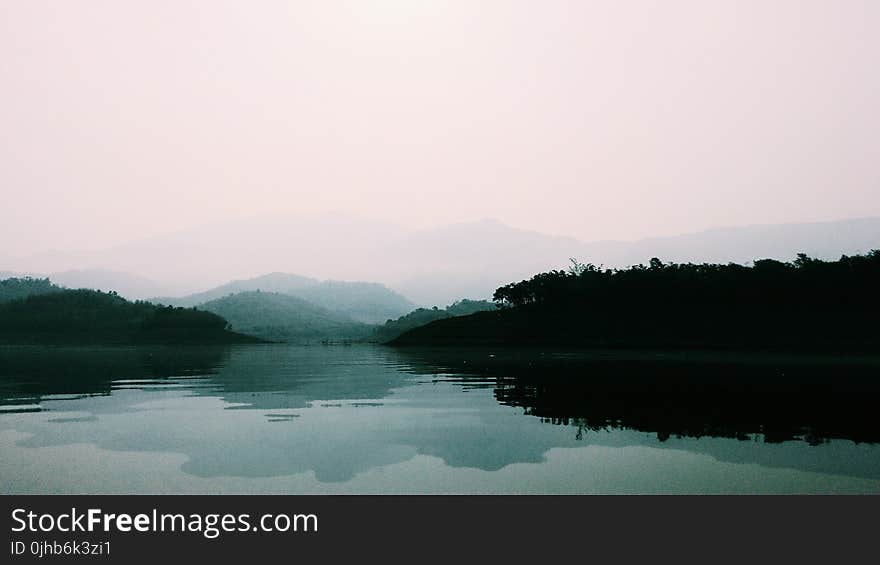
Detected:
left=198, top=291, right=371, bottom=343
left=291, top=280, right=413, bottom=324
left=391, top=251, right=880, bottom=351
left=153, top=273, right=413, bottom=324
left=373, top=299, right=496, bottom=343
left=0, top=277, right=62, bottom=303
left=0, top=288, right=261, bottom=344
left=152, top=272, right=318, bottom=307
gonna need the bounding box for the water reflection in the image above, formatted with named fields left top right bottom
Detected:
left=393, top=347, right=880, bottom=445
left=0, top=345, right=230, bottom=408
left=1, top=344, right=879, bottom=492
left=395, top=347, right=880, bottom=481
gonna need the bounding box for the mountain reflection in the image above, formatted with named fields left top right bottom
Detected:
left=4, top=345, right=879, bottom=446
left=1, top=344, right=879, bottom=486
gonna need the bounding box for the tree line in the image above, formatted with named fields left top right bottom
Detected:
left=0, top=287, right=253, bottom=344
left=393, top=251, right=880, bottom=349
left=493, top=252, right=880, bottom=311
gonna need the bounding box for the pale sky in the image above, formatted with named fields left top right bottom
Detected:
left=2, top=0, right=879, bottom=256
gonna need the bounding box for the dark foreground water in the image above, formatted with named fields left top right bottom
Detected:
left=1, top=344, right=878, bottom=494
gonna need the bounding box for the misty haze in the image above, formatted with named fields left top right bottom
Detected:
left=2, top=1, right=879, bottom=495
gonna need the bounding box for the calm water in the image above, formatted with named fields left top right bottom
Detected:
left=1, top=344, right=878, bottom=494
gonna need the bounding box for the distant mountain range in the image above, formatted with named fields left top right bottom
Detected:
left=153, top=272, right=414, bottom=324
left=198, top=291, right=371, bottom=343
left=4, top=215, right=879, bottom=306
left=152, top=273, right=318, bottom=307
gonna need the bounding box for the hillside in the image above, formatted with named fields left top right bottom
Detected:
left=153, top=272, right=319, bottom=307
left=372, top=299, right=496, bottom=343
left=0, top=288, right=259, bottom=345
left=391, top=252, right=880, bottom=351
left=199, top=291, right=371, bottom=343
left=292, top=280, right=414, bottom=324
left=156, top=273, right=413, bottom=324
left=0, top=277, right=62, bottom=303
left=48, top=268, right=170, bottom=300
left=10, top=215, right=880, bottom=307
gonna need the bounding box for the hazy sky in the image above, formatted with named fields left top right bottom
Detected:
left=2, top=0, right=879, bottom=256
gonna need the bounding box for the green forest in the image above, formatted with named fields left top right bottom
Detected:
left=5, top=252, right=880, bottom=350
left=0, top=285, right=259, bottom=344
left=0, top=276, right=489, bottom=345
left=372, top=299, right=495, bottom=342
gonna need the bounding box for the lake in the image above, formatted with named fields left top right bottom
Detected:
left=1, top=344, right=878, bottom=494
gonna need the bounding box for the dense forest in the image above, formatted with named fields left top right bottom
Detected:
left=373, top=299, right=495, bottom=342
left=0, top=287, right=260, bottom=344
left=391, top=251, right=880, bottom=350
left=0, top=275, right=490, bottom=345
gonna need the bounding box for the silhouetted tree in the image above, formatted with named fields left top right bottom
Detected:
left=397, top=251, right=880, bottom=349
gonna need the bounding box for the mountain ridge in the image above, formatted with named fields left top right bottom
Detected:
left=153, top=273, right=414, bottom=325
left=198, top=291, right=371, bottom=343
left=5, top=215, right=880, bottom=306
